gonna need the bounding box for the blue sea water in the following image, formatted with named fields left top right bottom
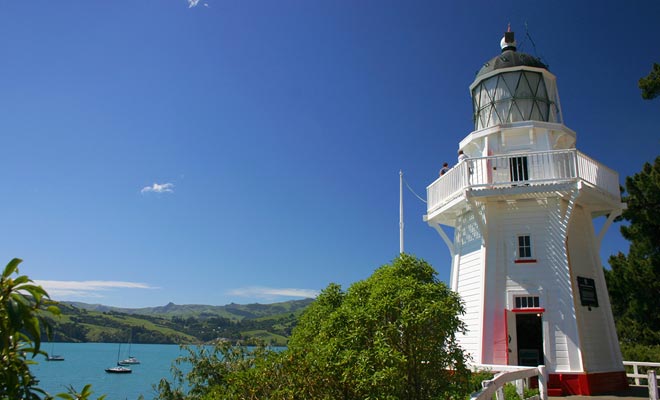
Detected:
left=30, top=342, right=186, bottom=400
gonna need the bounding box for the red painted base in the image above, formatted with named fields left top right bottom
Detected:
left=548, top=371, right=628, bottom=396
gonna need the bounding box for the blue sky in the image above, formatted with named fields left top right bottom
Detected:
left=0, top=1, right=658, bottom=308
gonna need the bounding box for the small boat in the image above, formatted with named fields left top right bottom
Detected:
left=46, top=341, right=64, bottom=361
left=105, top=365, right=132, bottom=374
left=118, top=329, right=140, bottom=365
left=106, top=343, right=132, bottom=374
left=118, top=356, right=140, bottom=365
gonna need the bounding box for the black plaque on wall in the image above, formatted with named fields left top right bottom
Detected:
left=577, top=276, right=599, bottom=307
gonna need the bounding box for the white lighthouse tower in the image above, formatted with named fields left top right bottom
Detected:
left=425, top=30, right=627, bottom=396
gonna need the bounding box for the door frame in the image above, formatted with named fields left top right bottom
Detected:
left=506, top=307, right=545, bottom=366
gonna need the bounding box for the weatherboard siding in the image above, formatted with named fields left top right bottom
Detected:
left=567, top=206, right=623, bottom=372
left=454, top=210, right=484, bottom=362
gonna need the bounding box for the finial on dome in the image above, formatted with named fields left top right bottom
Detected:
left=500, top=24, right=517, bottom=52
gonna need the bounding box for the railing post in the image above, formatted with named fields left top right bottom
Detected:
left=538, top=365, right=548, bottom=400
left=495, top=386, right=505, bottom=400
left=515, top=379, right=524, bottom=398
left=649, top=370, right=658, bottom=400
left=634, top=364, right=640, bottom=386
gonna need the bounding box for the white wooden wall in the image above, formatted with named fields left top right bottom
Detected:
left=454, top=210, right=484, bottom=363
left=567, top=206, right=624, bottom=372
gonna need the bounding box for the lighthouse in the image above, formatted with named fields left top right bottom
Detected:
left=424, top=30, right=627, bottom=395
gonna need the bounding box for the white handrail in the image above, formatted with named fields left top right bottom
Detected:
left=470, top=365, right=547, bottom=400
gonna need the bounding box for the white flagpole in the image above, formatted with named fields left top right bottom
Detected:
left=399, top=170, right=404, bottom=254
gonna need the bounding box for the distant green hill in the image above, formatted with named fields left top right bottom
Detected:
left=46, top=299, right=314, bottom=346
left=65, top=299, right=313, bottom=321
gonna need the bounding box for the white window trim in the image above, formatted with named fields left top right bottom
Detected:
left=515, top=233, right=534, bottom=260
left=507, top=290, right=545, bottom=310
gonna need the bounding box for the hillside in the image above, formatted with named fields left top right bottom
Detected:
left=47, top=298, right=314, bottom=346
left=64, top=299, right=312, bottom=321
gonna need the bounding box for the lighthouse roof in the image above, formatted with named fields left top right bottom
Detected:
left=477, top=50, right=547, bottom=77
left=476, top=30, right=548, bottom=77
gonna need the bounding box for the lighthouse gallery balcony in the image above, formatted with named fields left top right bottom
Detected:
left=426, top=149, right=621, bottom=226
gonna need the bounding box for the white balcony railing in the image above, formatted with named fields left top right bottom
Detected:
left=427, top=149, right=620, bottom=214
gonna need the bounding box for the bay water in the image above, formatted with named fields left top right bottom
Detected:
left=30, top=342, right=187, bottom=400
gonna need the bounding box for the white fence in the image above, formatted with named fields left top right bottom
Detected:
left=469, top=361, right=660, bottom=400
left=624, top=360, right=660, bottom=386
left=623, top=361, right=660, bottom=400
left=470, top=364, right=547, bottom=400
left=427, top=149, right=620, bottom=214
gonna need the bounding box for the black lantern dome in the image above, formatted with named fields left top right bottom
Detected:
left=476, top=31, right=548, bottom=78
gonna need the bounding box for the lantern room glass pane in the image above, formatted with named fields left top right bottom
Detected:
left=494, top=99, right=511, bottom=124
left=502, top=72, right=520, bottom=94
left=525, top=71, right=541, bottom=95
left=530, top=102, right=543, bottom=121
left=472, top=71, right=552, bottom=130
left=510, top=101, right=524, bottom=121
left=516, top=73, right=534, bottom=98
left=493, top=75, right=509, bottom=102
left=537, top=78, right=548, bottom=99
left=517, top=99, right=534, bottom=120
left=486, top=105, right=497, bottom=127
left=539, top=102, right=549, bottom=121
left=479, top=104, right=489, bottom=128
left=478, top=84, right=489, bottom=111
left=484, top=76, right=498, bottom=101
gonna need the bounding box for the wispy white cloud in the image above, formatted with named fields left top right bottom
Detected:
left=34, top=280, right=157, bottom=299
left=141, top=182, right=174, bottom=194
left=187, top=0, right=209, bottom=8
left=227, top=286, right=319, bottom=300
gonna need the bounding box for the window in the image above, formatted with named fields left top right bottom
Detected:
left=509, top=156, right=529, bottom=182
left=514, top=295, right=540, bottom=309
left=518, top=235, right=532, bottom=258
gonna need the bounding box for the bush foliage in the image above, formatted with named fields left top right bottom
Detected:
left=157, top=254, right=474, bottom=399
left=0, top=258, right=104, bottom=400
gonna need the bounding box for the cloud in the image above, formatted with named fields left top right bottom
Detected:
left=187, top=0, right=200, bottom=7
left=34, top=280, right=157, bottom=299
left=227, top=286, right=319, bottom=300
left=141, top=182, right=174, bottom=194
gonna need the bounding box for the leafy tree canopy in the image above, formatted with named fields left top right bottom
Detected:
left=287, top=253, right=470, bottom=400
left=1, top=258, right=55, bottom=399
left=157, top=254, right=473, bottom=400
left=606, top=157, right=660, bottom=345
left=0, top=258, right=104, bottom=400
left=639, top=62, right=660, bottom=100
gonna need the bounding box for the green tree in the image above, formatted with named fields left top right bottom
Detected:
left=0, top=258, right=56, bottom=399
left=157, top=254, right=472, bottom=399
left=639, top=63, right=660, bottom=100
left=0, top=258, right=104, bottom=400
left=606, top=157, right=660, bottom=345
left=287, top=254, right=470, bottom=399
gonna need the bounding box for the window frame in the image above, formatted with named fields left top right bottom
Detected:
left=514, top=295, right=541, bottom=310
left=514, top=234, right=537, bottom=263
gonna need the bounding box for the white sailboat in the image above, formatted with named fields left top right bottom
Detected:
left=105, top=343, right=132, bottom=374
left=118, top=330, right=140, bottom=365
left=46, top=341, right=64, bottom=361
